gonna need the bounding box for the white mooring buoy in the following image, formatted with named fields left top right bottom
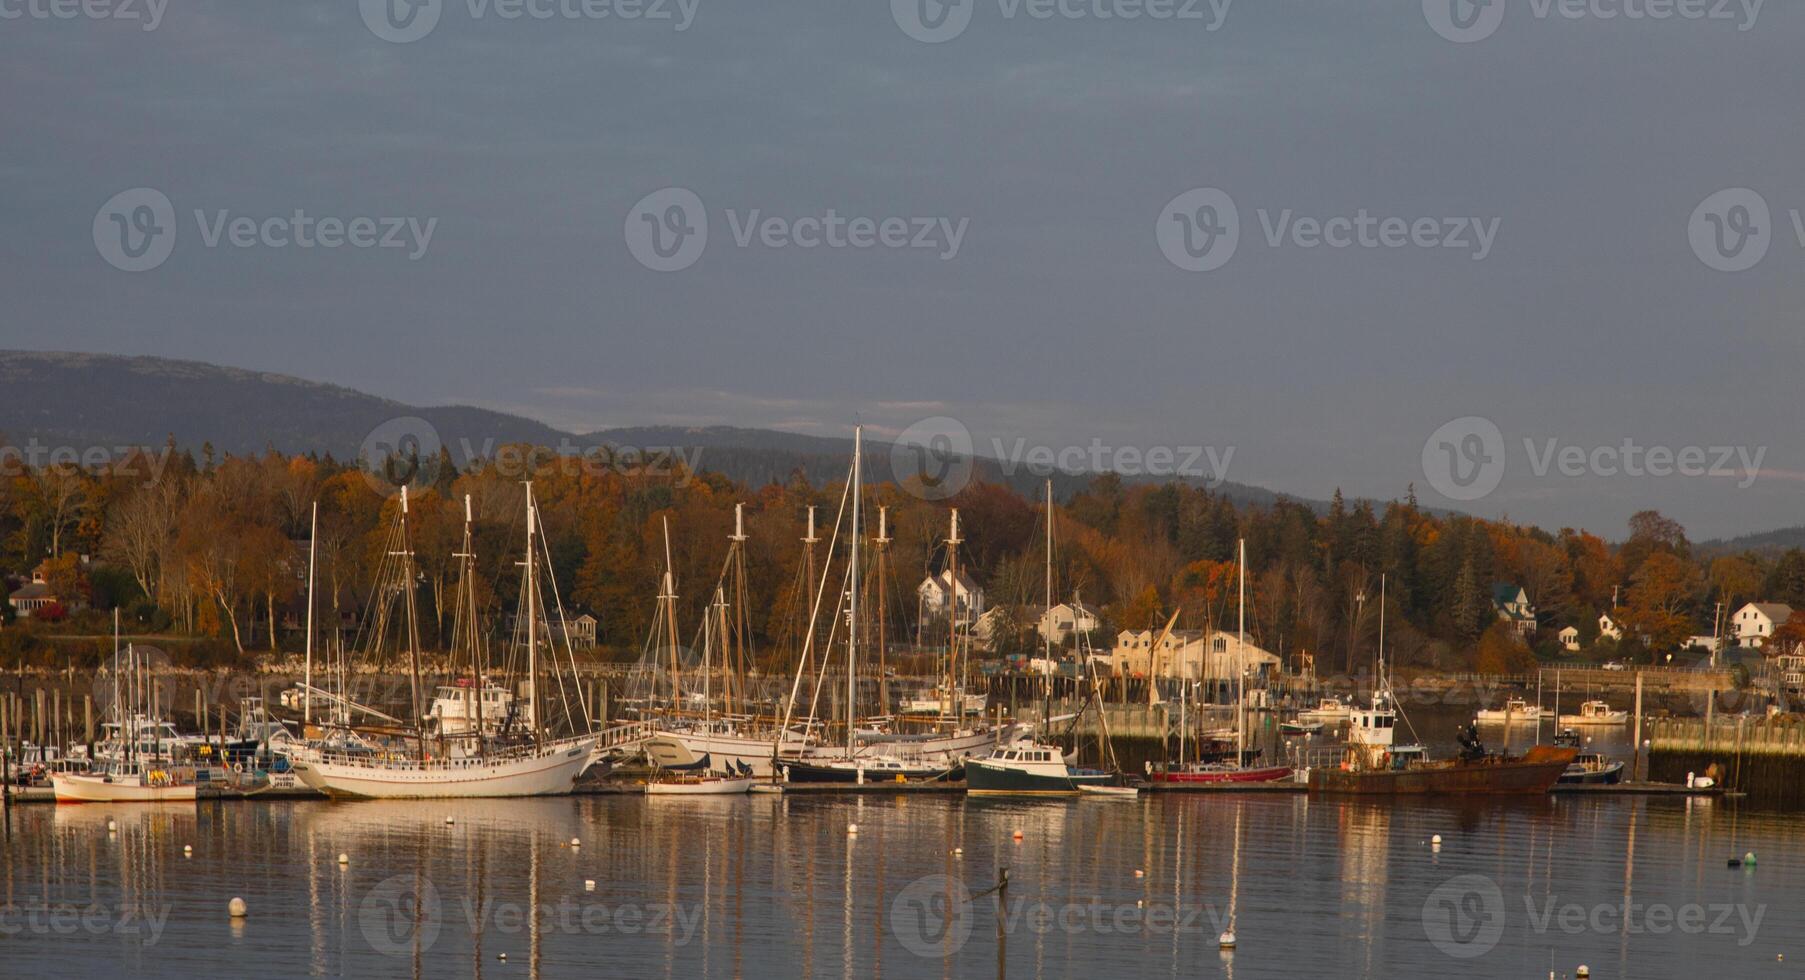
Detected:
left=1218, top=930, right=1236, bottom=949
left=107, top=819, right=117, bottom=833
left=337, top=853, right=349, bottom=865
left=228, top=897, right=248, bottom=919
left=1431, top=834, right=1443, bottom=846
left=584, top=879, right=596, bottom=892
left=847, top=823, right=859, bottom=836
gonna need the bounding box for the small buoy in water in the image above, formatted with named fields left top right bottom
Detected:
left=498, top=953, right=507, bottom=961
left=228, top=897, right=248, bottom=918
left=445, top=816, right=455, bottom=825
left=1134, top=869, right=1144, bottom=878
left=584, top=879, right=595, bottom=892
left=1218, top=931, right=1236, bottom=949
left=570, top=837, right=581, bottom=847
left=337, top=853, right=349, bottom=865
left=953, top=847, right=963, bottom=856
left=1576, top=967, right=1589, bottom=979
left=1431, top=834, right=1443, bottom=846
left=1012, top=830, right=1023, bottom=841
left=847, top=823, right=859, bottom=835
left=1136, top=900, right=1144, bottom=909
left=183, top=844, right=193, bottom=855
left=107, top=819, right=117, bottom=833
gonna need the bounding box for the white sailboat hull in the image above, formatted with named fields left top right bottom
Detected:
left=641, top=730, right=810, bottom=778
left=289, top=739, right=595, bottom=799
left=645, top=776, right=755, bottom=795
left=51, top=772, right=197, bottom=803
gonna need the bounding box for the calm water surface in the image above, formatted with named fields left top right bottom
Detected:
left=1, top=785, right=1797, bottom=980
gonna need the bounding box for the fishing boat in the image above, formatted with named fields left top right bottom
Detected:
left=780, top=752, right=962, bottom=783
left=1552, top=729, right=1625, bottom=784
left=1297, top=698, right=1352, bottom=722
left=51, top=761, right=197, bottom=803
left=1557, top=699, right=1628, bottom=727
left=1475, top=697, right=1543, bottom=725
left=1150, top=541, right=1294, bottom=786
left=964, top=740, right=1114, bottom=795
left=288, top=487, right=597, bottom=799
left=1307, top=576, right=1575, bottom=796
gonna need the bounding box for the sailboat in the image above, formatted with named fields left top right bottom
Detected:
left=1308, top=574, right=1575, bottom=795
left=53, top=615, right=198, bottom=803
left=287, top=486, right=597, bottom=799
left=1151, top=540, right=1293, bottom=785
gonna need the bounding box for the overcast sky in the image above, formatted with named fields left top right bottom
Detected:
left=3, top=0, right=1802, bottom=539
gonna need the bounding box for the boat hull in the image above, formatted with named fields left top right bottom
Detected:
left=641, top=731, right=807, bottom=778
left=645, top=777, right=755, bottom=795
left=1558, top=761, right=1625, bottom=785
left=1308, top=746, right=1576, bottom=795
left=51, top=773, right=197, bottom=803
left=1556, top=714, right=1628, bottom=727
left=781, top=759, right=962, bottom=783
left=289, top=740, right=595, bottom=799
left=1151, top=765, right=1294, bottom=785
left=964, top=759, right=1113, bottom=796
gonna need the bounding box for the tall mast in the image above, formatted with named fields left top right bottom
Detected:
left=729, top=502, right=749, bottom=716
left=524, top=483, right=541, bottom=745
left=455, top=494, right=481, bottom=741
left=875, top=505, right=891, bottom=721
left=304, top=501, right=317, bottom=727
left=399, top=486, right=424, bottom=747
left=1236, top=538, right=1246, bottom=762
left=802, top=506, right=819, bottom=679
left=946, top=507, right=961, bottom=719
left=1378, top=572, right=1387, bottom=696
left=846, top=426, right=862, bottom=756
left=660, top=517, right=679, bottom=710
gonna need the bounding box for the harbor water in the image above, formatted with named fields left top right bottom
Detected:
left=1, top=789, right=1794, bottom=979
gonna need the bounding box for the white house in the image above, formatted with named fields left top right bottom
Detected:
left=1683, top=634, right=1721, bottom=655
left=1109, top=628, right=1279, bottom=680
left=1734, top=602, right=1795, bottom=649
left=1558, top=626, right=1580, bottom=652
left=6, top=566, right=66, bottom=619
left=918, top=570, right=986, bottom=625
left=1492, top=583, right=1537, bottom=637
left=1036, top=602, right=1099, bottom=647
left=1597, top=612, right=1624, bottom=642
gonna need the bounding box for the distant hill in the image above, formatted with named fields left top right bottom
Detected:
left=0, top=350, right=1320, bottom=510
left=1698, top=526, right=1805, bottom=557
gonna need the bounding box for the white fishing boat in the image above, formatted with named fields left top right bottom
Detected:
left=51, top=760, right=198, bottom=803
left=1557, top=699, right=1628, bottom=726
left=288, top=486, right=598, bottom=799
left=1475, top=697, right=1543, bottom=724
left=1297, top=698, right=1352, bottom=722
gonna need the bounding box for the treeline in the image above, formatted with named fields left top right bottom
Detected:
left=3, top=442, right=1804, bottom=675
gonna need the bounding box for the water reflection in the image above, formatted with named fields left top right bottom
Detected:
left=0, top=793, right=1798, bottom=979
